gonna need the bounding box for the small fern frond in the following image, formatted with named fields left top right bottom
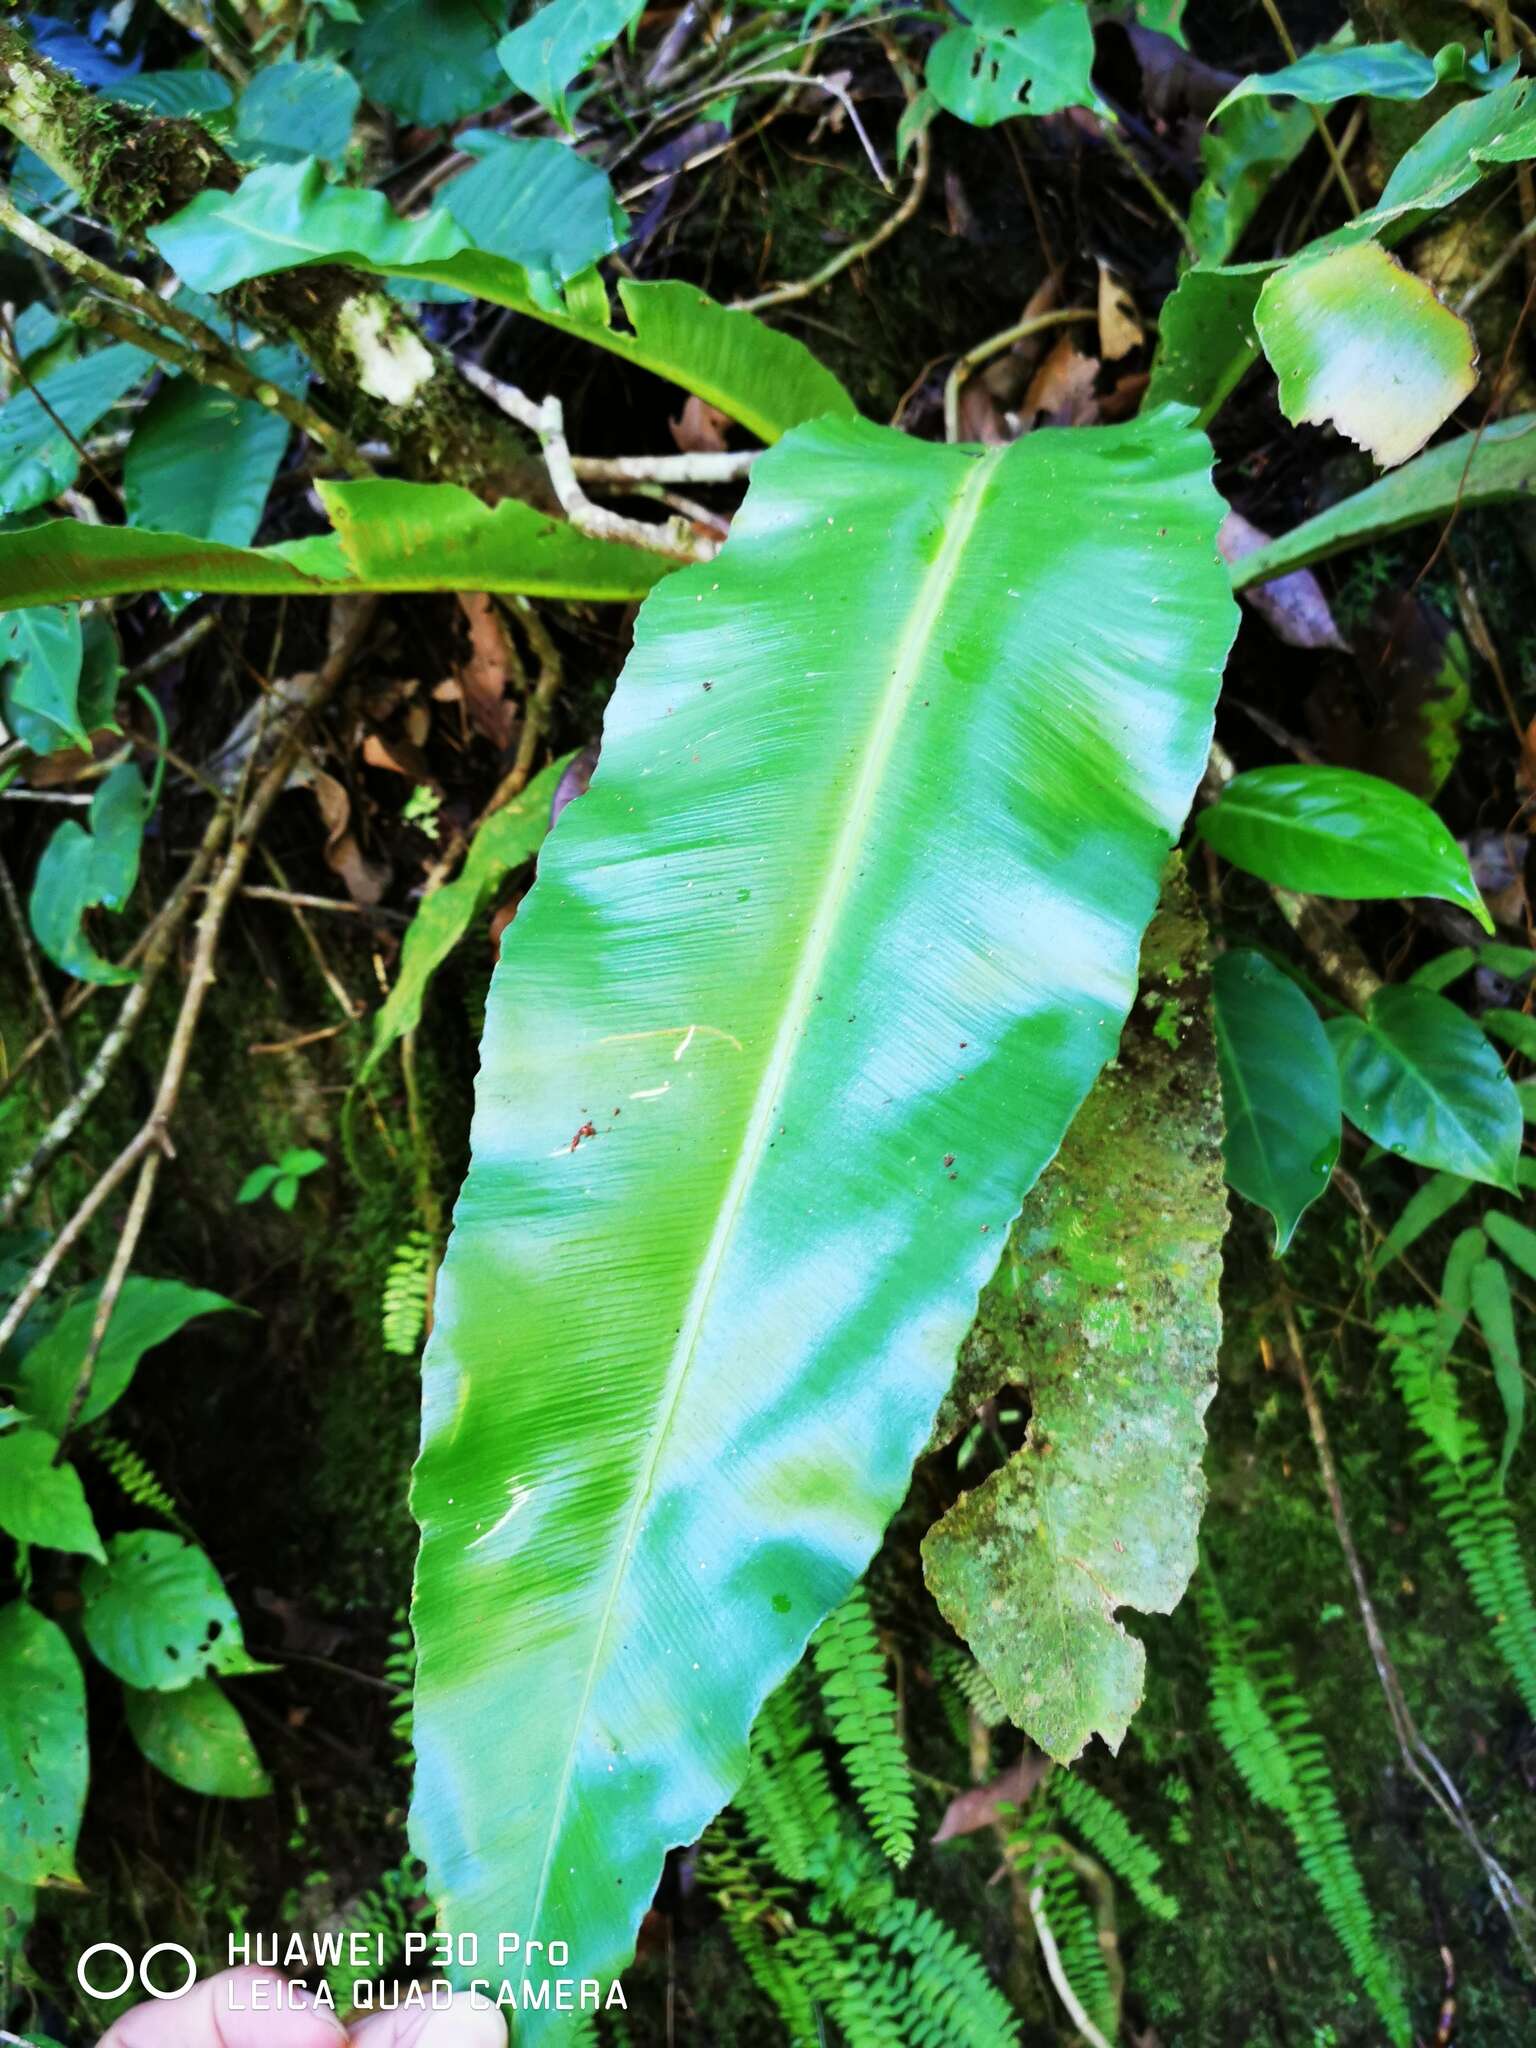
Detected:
left=92, top=1431, right=179, bottom=1523
left=383, top=1618, right=416, bottom=1770
left=1201, top=1591, right=1409, bottom=2046
left=1033, top=1855, right=1117, bottom=2045
left=1051, top=1773, right=1178, bottom=1923
left=1381, top=1307, right=1536, bottom=1718
left=933, top=1641, right=1008, bottom=1731
left=382, top=1231, right=434, bottom=1356
left=811, top=1589, right=918, bottom=1866
left=739, top=1672, right=842, bottom=1886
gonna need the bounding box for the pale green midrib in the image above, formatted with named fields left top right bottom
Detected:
left=522, top=443, right=1007, bottom=1938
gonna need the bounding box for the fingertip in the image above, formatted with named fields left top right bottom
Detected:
left=346, top=1989, right=508, bottom=2046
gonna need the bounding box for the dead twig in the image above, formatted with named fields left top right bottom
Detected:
left=943, top=307, right=1098, bottom=444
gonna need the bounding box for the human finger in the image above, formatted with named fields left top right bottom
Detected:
left=96, top=1965, right=347, bottom=2048
left=346, top=1989, right=507, bottom=2047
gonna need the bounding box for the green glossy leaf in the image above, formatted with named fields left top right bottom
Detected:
left=1189, top=97, right=1312, bottom=268
left=1147, top=264, right=1269, bottom=421
left=1484, top=1008, right=1536, bottom=1058
left=1328, top=986, right=1523, bottom=1191
left=922, top=867, right=1227, bottom=1759
left=442, top=133, right=627, bottom=311
left=114, top=70, right=236, bottom=117
left=0, top=481, right=668, bottom=610
left=498, top=0, right=644, bottom=129
left=1214, top=39, right=1513, bottom=118
left=1230, top=415, right=1536, bottom=586
left=1211, top=949, right=1339, bottom=1252
left=0, top=603, right=85, bottom=754
left=280, top=1147, right=327, bottom=1178
left=236, top=1164, right=280, bottom=1204
left=359, top=753, right=571, bottom=1086
left=1255, top=244, right=1476, bottom=470
left=82, top=1531, right=269, bottom=1692
left=0, top=1429, right=104, bottom=1562
left=349, top=0, right=508, bottom=124
left=0, top=1602, right=86, bottom=1886
left=234, top=59, right=360, bottom=164
left=1354, top=75, right=1536, bottom=236
left=1199, top=765, right=1491, bottom=929
left=1471, top=1255, right=1523, bottom=1484
left=151, top=161, right=855, bottom=442
left=28, top=760, right=152, bottom=985
left=1486, top=1209, right=1536, bottom=1285
left=410, top=408, right=1237, bottom=2016
left=926, top=0, right=1096, bottom=126
left=123, top=1678, right=271, bottom=1798
left=0, top=345, right=149, bottom=515
left=1375, top=1169, right=1469, bottom=1268
left=11, top=1276, right=236, bottom=1433
left=123, top=353, right=301, bottom=552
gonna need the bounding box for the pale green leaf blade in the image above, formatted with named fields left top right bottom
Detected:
left=0, top=1430, right=104, bottom=1562
left=922, top=868, right=1228, bottom=1759
left=81, top=1531, right=269, bottom=1692
left=123, top=359, right=297, bottom=550
left=410, top=409, right=1238, bottom=2018
left=1374, top=1169, right=1470, bottom=1268
left=1486, top=1209, right=1536, bottom=1286
left=1199, top=764, right=1491, bottom=929
left=1146, top=265, right=1269, bottom=421
left=0, top=490, right=667, bottom=609
left=0, top=1602, right=86, bottom=1886
left=442, top=133, right=627, bottom=310
left=234, top=59, right=360, bottom=164
left=926, top=0, right=1096, bottom=126
left=1189, top=98, right=1312, bottom=268
left=497, top=0, right=645, bottom=129
left=115, top=69, right=236, bottom=117
left=123, top=1679, right=271, bottom=1799
left=1211, top=949, right=1339, bottom=1251
left=360, top=753, right=573, bottom=1086
left=1471, top=1255, right=1523, bottom=1485
left=0, top=603, right=86, bottom=754
left=1212, top=39, right=1510, bottom=118
left=13, top=1276, right=237, bottom=1433
left=150, top=161, right=855, bottom=442
left=0, top=345, right=149, bottom=515
left=1229, top=415, right=1536, bottom=587
left=1328, top=986, right=1523, bottom=1191
left=1255, top=244, right=1476, bottom=470
left=349, top=0, right=508, bottom=124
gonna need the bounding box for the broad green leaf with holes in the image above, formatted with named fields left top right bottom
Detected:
left=151, top=161, right=855, bottom=443
left=82, top=1532, right=269, bottom=1692
left=28, top=761, right=152, bottom=985
left=360, top=753, right=574, bottom=1087
left=0, top=1430, right=104, bottom=1562
left=1199, top=765, right=1491, bottom=929
left=1327, top=986, right=1523, bottom=1192
left=498, top=0, right=645, bottom=129
left=1255, top=244, right=1476, bottom=469
left=923, top=869, right=1227, bottom=1759
left=926, top=0, right=1096, bottom=126
left=124, top=1679, right=271, bottom=1798
left=0, top=1602, right=86, bottom=1885
left=11, top=1277, right=237, bottom=1433
left=0, top=481, right=668, bottom=610
left=1211, top=949, right=1339, bottom=1252
left=409, top=408, right=1237, bottom=2022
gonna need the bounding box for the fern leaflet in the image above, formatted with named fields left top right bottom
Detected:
left=1050, top=1773, right=1178, bottom=1923
left=811, top=1589, right=918, bottom=1866
left=381, top=1231, right=433, bottom=1356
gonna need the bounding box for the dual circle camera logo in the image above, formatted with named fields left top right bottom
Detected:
left=77, top=1943, right=199, bottom=2002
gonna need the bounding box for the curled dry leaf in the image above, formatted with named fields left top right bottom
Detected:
left=1020, top=335, right=1100, bottom=427
left=669, top=394, right=732, bottom=454
left=1219, top=509, right=1347, bottom=651
left=454, top=591, right=520, bottom=751
left=292, top=758, right=390, bottom=905
left=1097, top=261, right=1145, bottom=361
left=931, top=1754, right=1049, bottom=1842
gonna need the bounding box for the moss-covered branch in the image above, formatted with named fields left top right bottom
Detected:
left=0, top=23, right=545, bottom=502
